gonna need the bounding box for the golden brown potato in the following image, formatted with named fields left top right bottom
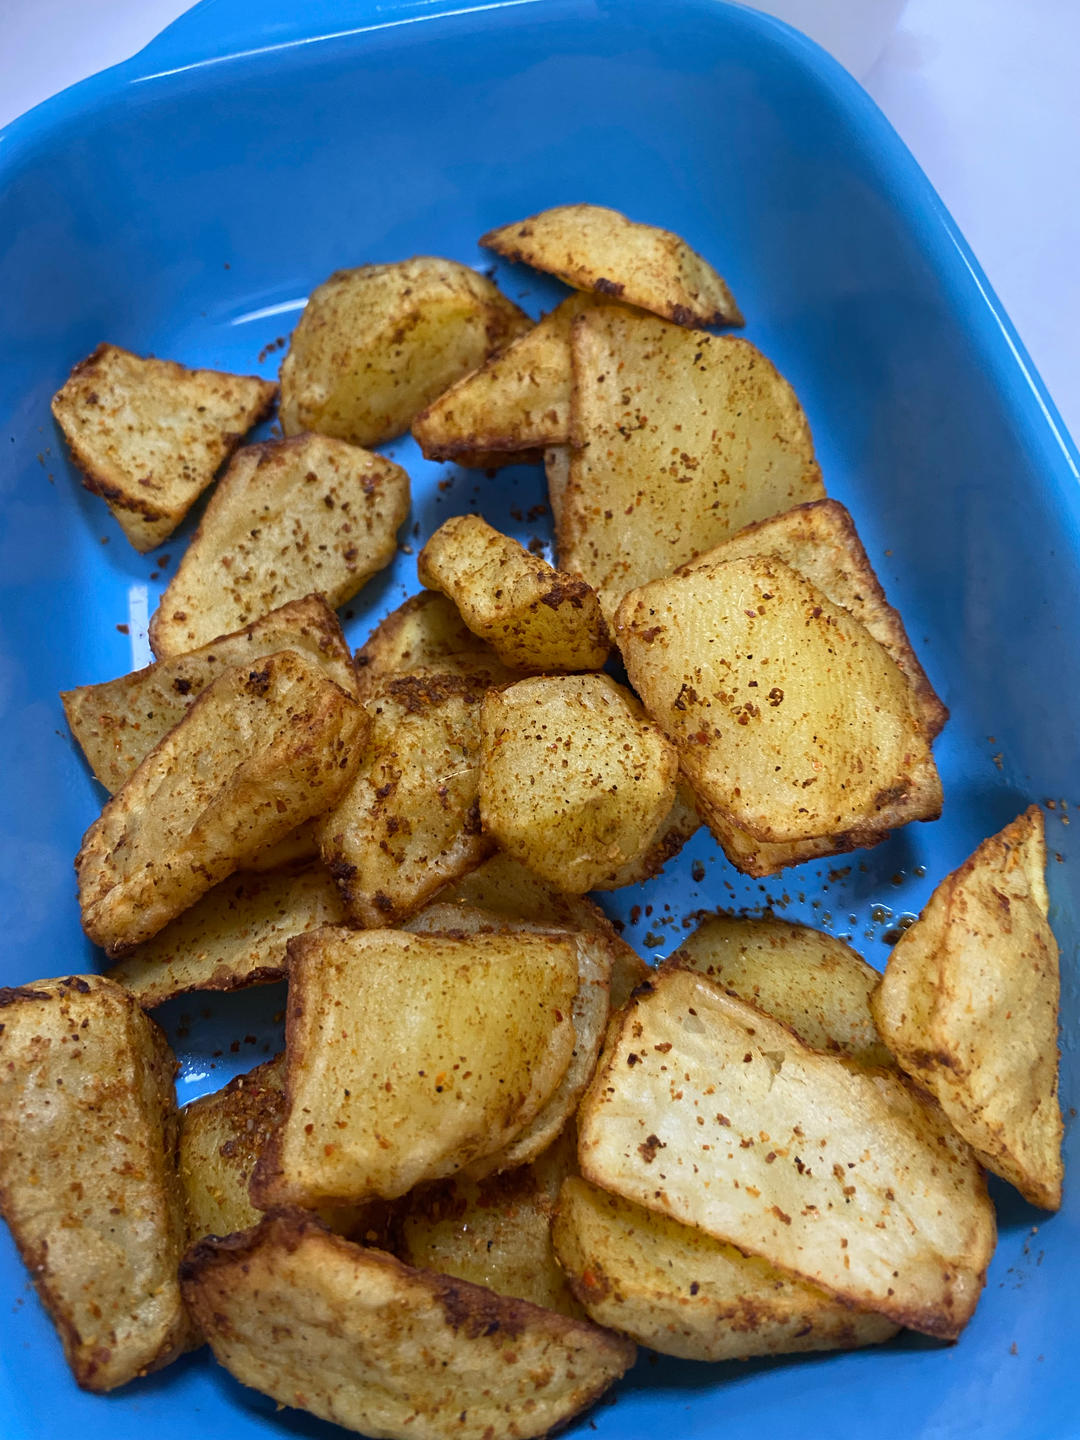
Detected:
left=417, top=514, right=610, bottom=672
left=591, top=781, right=701, bottom=891
left=149, top=433, right=409, bottom=657
left=553, top=1177, right=898, bottom=1361
left=251, top=927, right=578, bottom=1206
left=480, top=674, right=678, bottom=894
left=353, top=590, right=520, bottom=702
left=76, top=650, right=367, bottom=954
left=51, top=343, right=275, bottom=552
left=319, top=670, right=497, bottom=926
left=279, top=257, right=530, bottom=447
left=181, top=1212, right=636, bottom=1440
left=673, top=914, right=895, bottom=1067
left=678, top=498, right=947, bottom=739
left=480, top=204, right=743, bottom=326
left=545, top=443, right=570, bottom=531
left=560, top=309, right=823, bottom=618
left=578, top=966, right=995, bottom=1339
left=105, top=865, right=348, bottom=1008
left=873, top=807, right=1063, bottom=1210
left=0, top=975, right=193, bottom=1390
left=63, top=595, right=357, bottom=792
left=615, top=556, right=942, bottom=872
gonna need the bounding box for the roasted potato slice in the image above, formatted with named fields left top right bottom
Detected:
left=480, top=674, right=678, bottom=894
left=106, top=865, right=347, bottom=1008
left=76, top=650, right=367, bottom=953
left=63, top=595, right=357, bottom=792
left=553, top=1177, right=898, bottom=1361
left=545, top=443, right=570, bottom=531
left=616, top=556, right=942, bottom=867
left=353, top=590, right=520, bottom=702
left=251, top=927, right=578, bottom=1206
left=51, top=343, right=275, bottom=552
left=578, top=966, right=995, bottom=1339
left=678, top=498, right=947, bottom=739
left=560, top=309, right=823, bottom=617
left=0, top=975, right=193, bottom=1390
left=873, top=807, right=1063, bottom=1209
left=279, top=257, right=530, bottom=447
left=418, top=514, right=610, bottom=671
left=149, top=433, right=409, bottom=656
left=480, top=204, right=743, bottom=326
left=673, top=914, right=895, bottom=1067
left=181, top=1212, right=635, bottom=1440
left=320, top=670, right=497, bottom=926
left=591, top=781, right=701, bottom=891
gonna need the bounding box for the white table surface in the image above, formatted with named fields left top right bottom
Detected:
left=2, top=0, right=1077, bottom=444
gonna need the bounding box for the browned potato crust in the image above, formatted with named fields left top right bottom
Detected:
left=0, top=975, right=193, bottom=1390
left=353, top=590, right=521, bottom=703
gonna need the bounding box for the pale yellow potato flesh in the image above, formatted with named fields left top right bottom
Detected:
left=480, top=674, right=678, bottom=894
left=673, top=914, right=895, bottom=1067
left=418, top=514, right=610, bottom=672
left=480, top=204, right=743, bottom=326
left=279, top=257, right=530, bottom=446
left=76, top=650, right=367, bottom=954
left=873, top=807, right=1063, bottom=1210
left=63, top=595, right=357, bottom=793
left=51, top=343, right=275, bottom=551
left=553, top=1177, right=898, bottom=1361
left=592, top=781, right=701, bottom=891
left=251, top=927, right=578, bottom=1205
left=545, top=443, right=570, bottom=531
left=0, top=975, right=193, bottom=1391
left=353, top=590, right=521, bottom=703
left=561, top=309, right=823, bottom=618
left=578, top=966, right=996, bottom=1339
left=181, top=1213, right=636, bottom=1440
left=150, top=433, right=409, bottom=656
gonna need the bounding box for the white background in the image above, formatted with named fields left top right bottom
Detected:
left=1, top=0, right=1077, bottom=444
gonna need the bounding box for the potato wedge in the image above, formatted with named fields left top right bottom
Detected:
left=149, top=433, right=409, bottom=656
left=480, top=204, right=742, bottom=326
left=51, top=343, right=275, bottom=552
left=678, top=499, right=947, bottom=739
left=873, top=807, right=1063, bottom=1210
left=251, top=927, right=578, bottom=1205
left=673, top=914, right=895, bottom=1067
left=353, top=590, right=520, bottom=702
left=578, top=966, right=995, bottom=1339
left=560, top=309, right=823, bottom=617
left=105, top=865, right=347, bottom=1008
left=616, top=556, right=942, bottom=865
left=0, top=975, right=192, bottom=1390
left=480, top=674, right=678, bottom=894
left=181, top=1212, right=635, bottom=1440
left=545, top=443, right=570, bottom=531
left=76, top=650, right=367, bottom=953
left=591, top=781, right=701, bottom=891
left=320, top=670, right=497, bottom=926
left=279, top=257, right=530, bottom=446
left=63, top=595, right=357, bottom=792
left=418, top=514, right=610, bottom=671
left=553, top=1176, right=898, bottom=1361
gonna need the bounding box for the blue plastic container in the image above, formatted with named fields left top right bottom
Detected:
left=1, top=1, right=1077, bottom=1436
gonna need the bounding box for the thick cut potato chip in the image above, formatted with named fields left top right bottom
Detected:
left=353, top=590, right=519, bottom=703
left=480, top=204, right=742, bottom=326
left=591, top=782, right=701, bottom=891
left=0, top=975, right=193, bottom=1390
left=560, top=309, right=823, bottom=617
left=181, top=1212, right=635, bottom=1440
left=106, top=865, right=348, bottom=1008
left=545, top=443, right=570, bottom=531
left=553, top=1177, right=898, bottom=1361
left=678, top=499, right=947, bottom=739
left=320, top=671, right=497, bottom=926
left=616, top=556, right=942, bottom=864
left=578, top=967, right=995, bottom=1339
left=51, top=343, right=275, bottom=552
left=279, top=258, right=530, bottom=447
left=418, top=514, right=610, bottom=672
left=77, top=650, right=367, bottom=954
left=873, top=807, right=1063, bottom=1210
left=149, top=434, right=409, bottom=656
left=673, top=914, right=895, bottom=1067
left=63, top=595, right=357, bottom=792
left=252, top=928, right=578, bottom=1205
left=480, top=674, right=678, bottom=894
